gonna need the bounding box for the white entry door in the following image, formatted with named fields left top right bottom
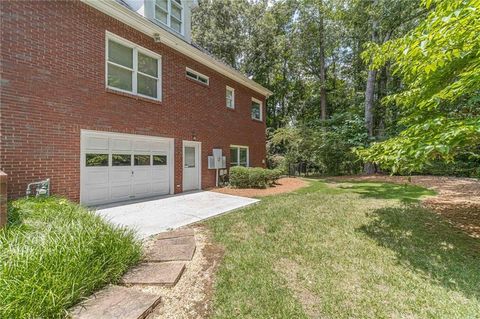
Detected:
left=182, top=141, right=201, bottom=191
left=81, top=130, right=174, bottom=205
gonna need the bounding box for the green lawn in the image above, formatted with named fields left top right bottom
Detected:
left=207, top=179, right=480, bottom=318
left=0, top=197, right=142, bottom=318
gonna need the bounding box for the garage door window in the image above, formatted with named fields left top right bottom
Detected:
left=134, top=155, right=150, bottom=166
left=112, top=154, right=131, bottom=166
left=86, top=154, right=108, bottom=167
left=153, top=155, right=167, bottom=165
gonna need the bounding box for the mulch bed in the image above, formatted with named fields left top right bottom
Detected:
left=210, top=177, right=309, bottom=198
left=330, top=175, right=480, bottom=238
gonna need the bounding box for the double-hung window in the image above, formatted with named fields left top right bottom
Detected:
left=106, top=33, right=161, bottom=100
left=251, top=98, right=262, bottom=121
left=155, top=0, right=183, bottom=34
left=230, top=146, right=249, bottom=167
left=226, top=86, right=235, bottom=109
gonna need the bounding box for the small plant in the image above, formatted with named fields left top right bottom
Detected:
left=229, top=166, right=283, bottom=188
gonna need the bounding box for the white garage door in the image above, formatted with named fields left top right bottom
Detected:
left=80, top=130, right=174, bottom=206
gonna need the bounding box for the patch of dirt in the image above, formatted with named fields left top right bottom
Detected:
left=143, top=225, right=224, bottom=319
left=274, top=258, right=321, bottom=318
left=330, top=175, right=480, bottom=238
left=210, top=177, right=309, bottom=198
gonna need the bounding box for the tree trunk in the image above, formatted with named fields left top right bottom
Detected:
left=364, top=69, right=376, bottom=137
left=364, top=0, right=379, bottom=174
left=319, top=10, right=327, bottom=121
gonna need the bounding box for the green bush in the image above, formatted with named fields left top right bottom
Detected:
left=229, top=166, right=251, bottom=188
left=265, top=168, right=282, bottom=186
left=0, top=197, right=142, bottom=318
left=249, top=167, right=268, bottom=188
left=229, top=166, right=283, bottom=188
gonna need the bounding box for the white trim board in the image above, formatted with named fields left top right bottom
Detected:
left=81, top=0, right=272, bottom=97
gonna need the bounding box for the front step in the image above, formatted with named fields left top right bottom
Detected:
left=120, top=262, right=186, bottom=287
left=144, top=233, right=196, bottom=262
left=69, top=285, right=161, bottom=319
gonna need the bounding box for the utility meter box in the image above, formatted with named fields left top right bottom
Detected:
left=208, top=148, right=226, bottom=169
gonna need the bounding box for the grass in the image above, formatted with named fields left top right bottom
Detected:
left=0, top=197, right=142, bottom=318
left=207, top=179, right=480, bottom=318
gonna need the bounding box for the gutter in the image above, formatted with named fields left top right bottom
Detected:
left=80, top=0, right=273, bottom=97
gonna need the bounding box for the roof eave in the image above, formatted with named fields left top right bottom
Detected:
left=80, top=0, right=273, bottom=97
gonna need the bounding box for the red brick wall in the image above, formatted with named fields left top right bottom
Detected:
left=0, top=1, right=267, bottom=202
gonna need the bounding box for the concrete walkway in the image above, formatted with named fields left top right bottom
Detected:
left=96, top=191, right=258, bottom=238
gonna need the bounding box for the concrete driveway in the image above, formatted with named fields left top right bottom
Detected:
left=96, top=191, right=259, bottom=238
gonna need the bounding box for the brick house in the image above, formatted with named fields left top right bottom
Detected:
left=0, top=0, right=272, bottom=206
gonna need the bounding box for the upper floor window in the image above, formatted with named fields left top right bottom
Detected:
left=226, top=86, right=235, bottom=109
left=186, top=67, right=209, bottom=85
left=155, top=0, right=183, bottom=34
left=251, top=98, right=263, bottom=121
left=106, top=33, right=162, bottom=100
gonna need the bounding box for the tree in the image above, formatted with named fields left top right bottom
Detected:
left=357, top=0, right=480, bottom=173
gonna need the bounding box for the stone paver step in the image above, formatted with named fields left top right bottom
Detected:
left=69, top=285, right=161, bottom=319
left=155, top=228, right=195, bottom=240
left=120, top=262, right=186, bottom=287
left=144, top=235, right=196, bottom=262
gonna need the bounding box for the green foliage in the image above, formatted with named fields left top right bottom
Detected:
left=0, top=197, right=142, bottom=318
left=229, top=166, right=251, bottom=188
left=413, top=154, right=480, bottom=178
left=359, top=0, right=480, bottom=172
left=269, top=114, right=368, bottom=175
left=229, top=166, right=282, bottom=189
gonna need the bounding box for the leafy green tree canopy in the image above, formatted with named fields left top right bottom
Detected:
left=357, top=0, right=480, bottom=173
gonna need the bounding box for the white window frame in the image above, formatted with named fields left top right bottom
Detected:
left=154, top=0, right=184, bottom=35
left=251, top=97, right=263, bottom=121
left=226, top=86, right=235, bottom=109
left=186, top=67, right=209, bottom=85
left=105, top=31, right=162, bottom=101
left=230, top=145, right=249, bottom=167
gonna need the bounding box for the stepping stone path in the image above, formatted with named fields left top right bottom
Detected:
left=69, top=286, right=161, bottom=319
left=70, top=228, right=196, bottom=319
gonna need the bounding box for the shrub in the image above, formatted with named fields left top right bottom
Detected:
left=266, top=168, right=283, bottom=186
left=0, top=197, right=142, bottom=318
left=229, top=167, right=283, bottom=188
left=248, top=167, right=268, bottom=188
left=229, top=166, right=251, bottom=188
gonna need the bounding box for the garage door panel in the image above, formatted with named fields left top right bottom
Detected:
left=84, top=169, right=109, bottom=186
left=111, top=184, right=132, bottom=201
left=152, top=181, right=169, bottom=194
left=110, top=168, right=132, bottom=183
left=151, top=141, right=169, bottom=152
left=133, top=168, right=151, bottom=180
left=133, top=183, right=151, bottom=196
left=84, top=186, right=109, bottom=204
left=81, top=131, right=172, bottom=205
left=85, top=136, right=109, bottom=151
left=111, top=138, right=131, bottom=152
left=133, top=140, right=151, bottom=152
left=152, top=167, right=168, bottom=180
